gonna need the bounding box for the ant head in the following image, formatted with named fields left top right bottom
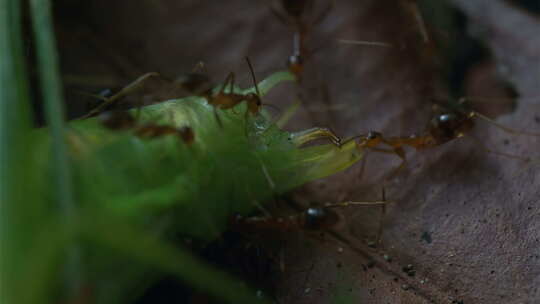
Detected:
left=246, top=93, right=262, bottom=114
left=429, top=112, right=474, bottom=144
left=303, top=207, right=340, bottom=230
left=287, top=54, right=304, bottom=77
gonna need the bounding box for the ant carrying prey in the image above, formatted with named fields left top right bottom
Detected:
left=344, top=97, right=540, bottom=178
left=231, top=188, right=388, bottom=243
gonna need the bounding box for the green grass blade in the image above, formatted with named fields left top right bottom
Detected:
left=0, top=1, right=36, bottom=303
left=29, top=0, right=81, bottom=297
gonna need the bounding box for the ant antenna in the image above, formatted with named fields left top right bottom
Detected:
left=458, top=97, right=540, bottom=137
left=245, top=56, right=261, bottom=98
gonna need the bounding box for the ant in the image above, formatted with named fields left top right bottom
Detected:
left=344, top=98, right=540, bottom=177
left=271, top=0, right=334, bottom=81
left=81, top=72, right=161, bottom=119
left=231, top=188, right=388, bottom=241
left=98, top=110, right=195, bottom=145
left=200, top=57, right=263, bottom=117
left=81, top=63, right=213, bottom=120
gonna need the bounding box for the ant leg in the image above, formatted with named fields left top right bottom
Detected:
left=289, top=127, right=341, bottom=147
left=82, top=72, right=160, bottom=119
left=357, top=153, right=368, bottom=182
left=337, top=39, right=394, bottom=48
left=228, top=73, right=236, bottom=94
left=219, top=72, right=235, bottom=94
left=367, top=147, right=408, bottom=180
left=213, top=108, right=224, bottom=128
left=326, top=187, right=389, bottom=245
left=376, top=187, right=387, bottom=244
left=402, top=0, right=430, bottom=43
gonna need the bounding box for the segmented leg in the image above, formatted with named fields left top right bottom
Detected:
left=82, top=72, right=160, bottom=119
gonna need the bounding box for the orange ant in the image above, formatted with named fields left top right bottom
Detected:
left=98, top=110, right=195, bottom=145
left=271, top=0, right=334, bottom=80
left=81, top=72, right=161, bottom=119
left=81, top=63, right=213, bottom=119
left=231, top=188, right=387, bottom=239
left=200, top=57, right=263, bottom=117
left=345, top=98, right=540, bottom=177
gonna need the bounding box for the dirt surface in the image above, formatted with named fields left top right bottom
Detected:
left=52, top=1, right=540, bottom=303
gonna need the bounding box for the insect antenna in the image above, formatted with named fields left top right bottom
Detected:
left=245, top=56, right=261, bottom=98
left=470, top=110, right=540, bottom=137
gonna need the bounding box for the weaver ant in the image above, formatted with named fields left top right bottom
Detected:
left=98, top=110, right=195, bottom=145
left=80, top=61, right=215, bottom=119
left=231, top=188, right=388, bottom=242
left=345, top=98, right=540, bottom=178
left=271, top=0, right=334, bottom=81
left=200, top=57, right=263, bottom=118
